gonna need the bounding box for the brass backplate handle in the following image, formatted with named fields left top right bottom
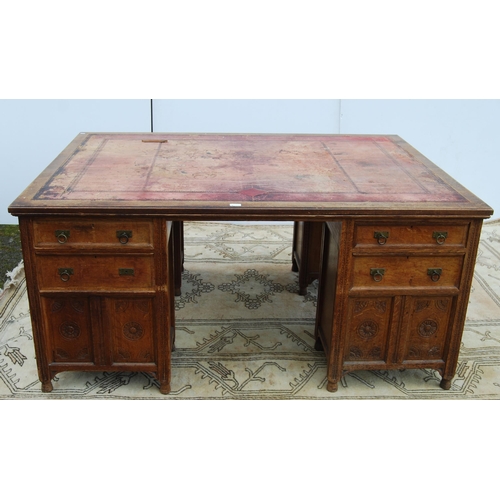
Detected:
left=374, top=231, right=389, bottom=245
left=117, top=231, right=133, bottom=244
left=433, top=231, right=448, bottom=245
left=427, top=268, right=442, bottom=282
left=370, top=268, right=385, bottom=282
left=55, top=230, right=70, bottom=244
left=58, top=268, right=74, bottom=281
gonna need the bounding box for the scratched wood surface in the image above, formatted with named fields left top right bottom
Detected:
left=9, top=133, right=493, bottom=218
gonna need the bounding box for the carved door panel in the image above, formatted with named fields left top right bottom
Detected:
left=103, top=297, right=156, bottom=365
left=399, top=296, right=454, bottom=363
left=42, top=296, right=95, bottom=364
left=344, top=297, right=395, bottom=365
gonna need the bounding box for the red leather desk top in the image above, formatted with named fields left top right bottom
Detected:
left=9, top=133, right=493, bottom=219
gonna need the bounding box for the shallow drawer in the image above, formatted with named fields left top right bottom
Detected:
left=33, top=219, right=154, bottom=248
left=351, top=255, right=464, bottom=289
left=354, top=223, right=468, bottom=248
left=36, top=255, right=155, bottom=290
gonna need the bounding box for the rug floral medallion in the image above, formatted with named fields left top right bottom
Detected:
left=1, top=222, right=500, bottom=400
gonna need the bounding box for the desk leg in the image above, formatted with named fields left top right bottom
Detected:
left=314, top=221, right=349, bottom=393
left=291, top=222, right=299, bottom=272
left=18, top=218, right=57, bottom=393
left=159, top=381, right=171, bottom=394
left=156, top=220, right=176, bottom=395
left=173, top=221, right=184, bottom=296
left=41, top=380, right=54, bottom=392
left=440, top=378, right=452, bottom=390
left=327, top=380, right=339, bottom=392
left=292, top=221, right=323, bottom=295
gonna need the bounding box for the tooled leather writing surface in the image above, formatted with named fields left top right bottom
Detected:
left=32, top=134, right=467, bottom=205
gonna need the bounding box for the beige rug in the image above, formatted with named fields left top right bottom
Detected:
left=1, top=221, right=500, bottom=399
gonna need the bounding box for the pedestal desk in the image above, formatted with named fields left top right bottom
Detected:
left=8, top=133, right=493, bottom=394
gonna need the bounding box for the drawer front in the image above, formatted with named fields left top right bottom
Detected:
left=37, top=255, right=155, bottom=290
left=352, top=255, right=463, bottom=289
left=33, top=219, right=154, bottom=248
left=354, top=223, right=468, bottom=248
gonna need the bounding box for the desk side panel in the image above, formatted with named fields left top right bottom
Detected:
left=316, top=221, right=342, bottom=353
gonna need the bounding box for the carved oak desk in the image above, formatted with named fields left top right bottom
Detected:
left=8, top=133, right=493, bottom=394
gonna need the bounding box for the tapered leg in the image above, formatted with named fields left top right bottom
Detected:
left=440, top=377, right=452, bottom=390
left=41, top=380, right=53, bottom=392
left=159, top=381, right=171, bottom=394
left=327, top=379, right=338, bottom=392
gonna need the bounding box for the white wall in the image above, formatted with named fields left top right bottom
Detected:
left=1, top=99, right=497, bottom=224
left=339, top=99, right=499, bottom=217
left=0, top=99, right=150, bottom=224
left=152, top=99, right=340, bottom=133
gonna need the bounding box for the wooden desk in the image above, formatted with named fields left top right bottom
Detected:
left=8, top=133, right=493, bottom=394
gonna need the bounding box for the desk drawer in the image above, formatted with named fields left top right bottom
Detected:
left=33, top=219, right=154, bottom=248
left=37, top=255, right=155, bottom=290
left=354, top=223, right=468, bottom=249
left=351, top=255, right=463, bottom=290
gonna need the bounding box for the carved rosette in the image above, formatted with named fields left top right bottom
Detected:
left=60, top=321, right=81, bottom=339
left=123, top=322, right=144, bottom=341
left=418, top=319, right=438, bottom=338
left=357, top=320, right=378, bottom=339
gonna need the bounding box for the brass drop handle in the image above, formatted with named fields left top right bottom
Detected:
left=55, top=230, right=70, bottom=244
left=117, top=230, right=132, bottom=244
left=58, top=268, right=74, bottom=282
left=433, top=231, right=448, bottom=245
left=373, top=231, right=389, bottom=245
left=370, top=268, right=385, bottom=282
left=427, top=268, right=442, bottom=282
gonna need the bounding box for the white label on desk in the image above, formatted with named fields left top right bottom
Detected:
left=230, top=204, right=242, bottom=207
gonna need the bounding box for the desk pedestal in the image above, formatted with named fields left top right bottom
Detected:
left=19, top=216, right=175, bottom=394
left=315, top=218, right=482, bottom=392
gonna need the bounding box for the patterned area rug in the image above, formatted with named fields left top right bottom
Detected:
left=1, top=221, right=500, bottom=399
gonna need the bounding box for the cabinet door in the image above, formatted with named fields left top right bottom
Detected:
left=42, top=296, right=95, bottom=364
left=344, top=297, right=396, bottom=365
left=103, top=297, right=156, bottom=365
left=400, top=296, right=454, bottom=363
